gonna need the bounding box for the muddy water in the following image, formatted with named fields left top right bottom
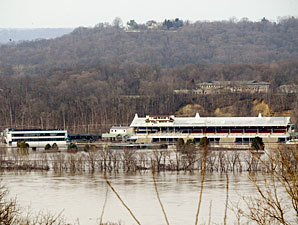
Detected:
left=0, top=171, right=261, bottom=225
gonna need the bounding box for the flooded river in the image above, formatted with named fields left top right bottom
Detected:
left=0, top=171, right=260, bottom=225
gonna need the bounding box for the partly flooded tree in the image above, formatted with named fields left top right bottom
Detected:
left=44, top=143, right=51, bottom=150
left=0, top=184, right=18, bottom=224
left=67, top=143, right=78, bottom=152
left=251, top=137, right=265, bottom=151
left=17, top=140, right=29, bottom=154
left=199, top=137, right=209, bottom=148
left=52, top=143, right=59, bottom=151
left=176, top=138, right=184, bottom=152
left=237, top=144, right=298, bottom=225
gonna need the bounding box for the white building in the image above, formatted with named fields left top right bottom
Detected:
left=3, top=128, right=68, bottom=148
left=102, top=126, right=134, bottom=141
left=130, top=113, right=294, bottom=146
left=195, top=81, right=270, bottom=94
left=109, top=126, right=133, bottom=135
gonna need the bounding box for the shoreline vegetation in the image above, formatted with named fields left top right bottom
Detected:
left=0, top=141, right=297, bottom=224
left=0, top=145, right=288, bottom=173
left=0, top=143, right=296, bottom=173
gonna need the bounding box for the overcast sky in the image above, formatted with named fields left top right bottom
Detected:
left=1, top=0, right=297, bottom=28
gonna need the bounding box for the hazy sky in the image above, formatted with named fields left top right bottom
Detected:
left=1, top=0, right=297, bottom=28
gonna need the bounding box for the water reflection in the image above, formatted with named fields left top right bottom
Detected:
left=1, top=171, right=258, bottom=225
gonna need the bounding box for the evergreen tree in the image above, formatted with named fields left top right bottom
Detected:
left=251, top=137, right=264, bottom=150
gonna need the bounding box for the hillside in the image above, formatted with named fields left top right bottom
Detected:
left=0, top=18, right=297, bottom=69
left=0, top=60, right=297, bottom=132
left=0, top=18, right=297, bottom=132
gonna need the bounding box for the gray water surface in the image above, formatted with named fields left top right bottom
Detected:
left=1, top=171, right=257, bottom=225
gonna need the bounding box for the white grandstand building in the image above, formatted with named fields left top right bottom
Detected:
left=129, top=113, right=294, bottom=146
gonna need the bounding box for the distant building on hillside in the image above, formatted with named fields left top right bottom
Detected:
left=173, top=89, right=191, bottom=94
left=174, top=80, right=271, bottom=95
left=195, top=80, right=270, bottom=94
left=279, top=85, right=298, bottom=94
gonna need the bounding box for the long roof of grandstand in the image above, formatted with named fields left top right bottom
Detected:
left=130, top=113, right=291, bottom=127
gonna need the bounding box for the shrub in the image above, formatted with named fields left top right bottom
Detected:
left=251, top=136, right=264, bottom=150
left=84, top=144, right=90, bottom=152
left=185, top=139, right=195, bottom=145
left=17, top=141, right=29, bottom=149
left=0, top=184, right=18, bottom=224
left=199, top=137, right=209, bottom=148
left=176, top=138, right=185, bottom=151
left=18, top=141, right=29, bottom=154
left=52, top=143, right=59, bottom=150
left=68, top=143, right=78, bottom=152
left=44, top=144, right=51, bottom=150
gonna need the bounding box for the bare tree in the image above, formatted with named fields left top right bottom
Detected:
left=112, top=17, right=123, bottom=29
left=237, top=145, right=298, bottom=225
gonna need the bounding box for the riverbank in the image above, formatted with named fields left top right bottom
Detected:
left=0, top=146, right=283, bottom=172
left=1, top=142, right=297, bottom=225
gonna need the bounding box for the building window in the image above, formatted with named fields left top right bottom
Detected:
left=278, top=138, right=286, bottom=143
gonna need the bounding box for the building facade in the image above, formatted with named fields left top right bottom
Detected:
left=130, top=113, right=293, bottom=146
left=3, top=128, right=68, bottom=148
left=279, top=85, right=298, bottom=94
left=195, top=81, right=270, bottom=94
left=102, top=126, right=134, bottom=141
left=174, top=81, right=271, bottom=95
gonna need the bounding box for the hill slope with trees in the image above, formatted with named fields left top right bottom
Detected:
left=0, top=17, right=297, bottom=69
left=0, top=60, right=297, bottom=132
left=0, top=18, right=297, bottom=132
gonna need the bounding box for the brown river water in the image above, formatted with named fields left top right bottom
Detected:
left=0, top=170, right=264, bottom=225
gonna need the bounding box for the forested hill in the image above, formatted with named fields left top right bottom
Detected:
left=0, top=17, right=298, bottom=68
left=0, top=18, right=297, bottom=132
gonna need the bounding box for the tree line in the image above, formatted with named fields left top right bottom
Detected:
left=0, top=59, right=297, bottom=133
left=0, top=17, right=297, bottom=70
left=0, top=17, right=297, bottom=132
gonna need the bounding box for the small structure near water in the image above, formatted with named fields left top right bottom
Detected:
left=102, top=126, right=133, bottom=142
